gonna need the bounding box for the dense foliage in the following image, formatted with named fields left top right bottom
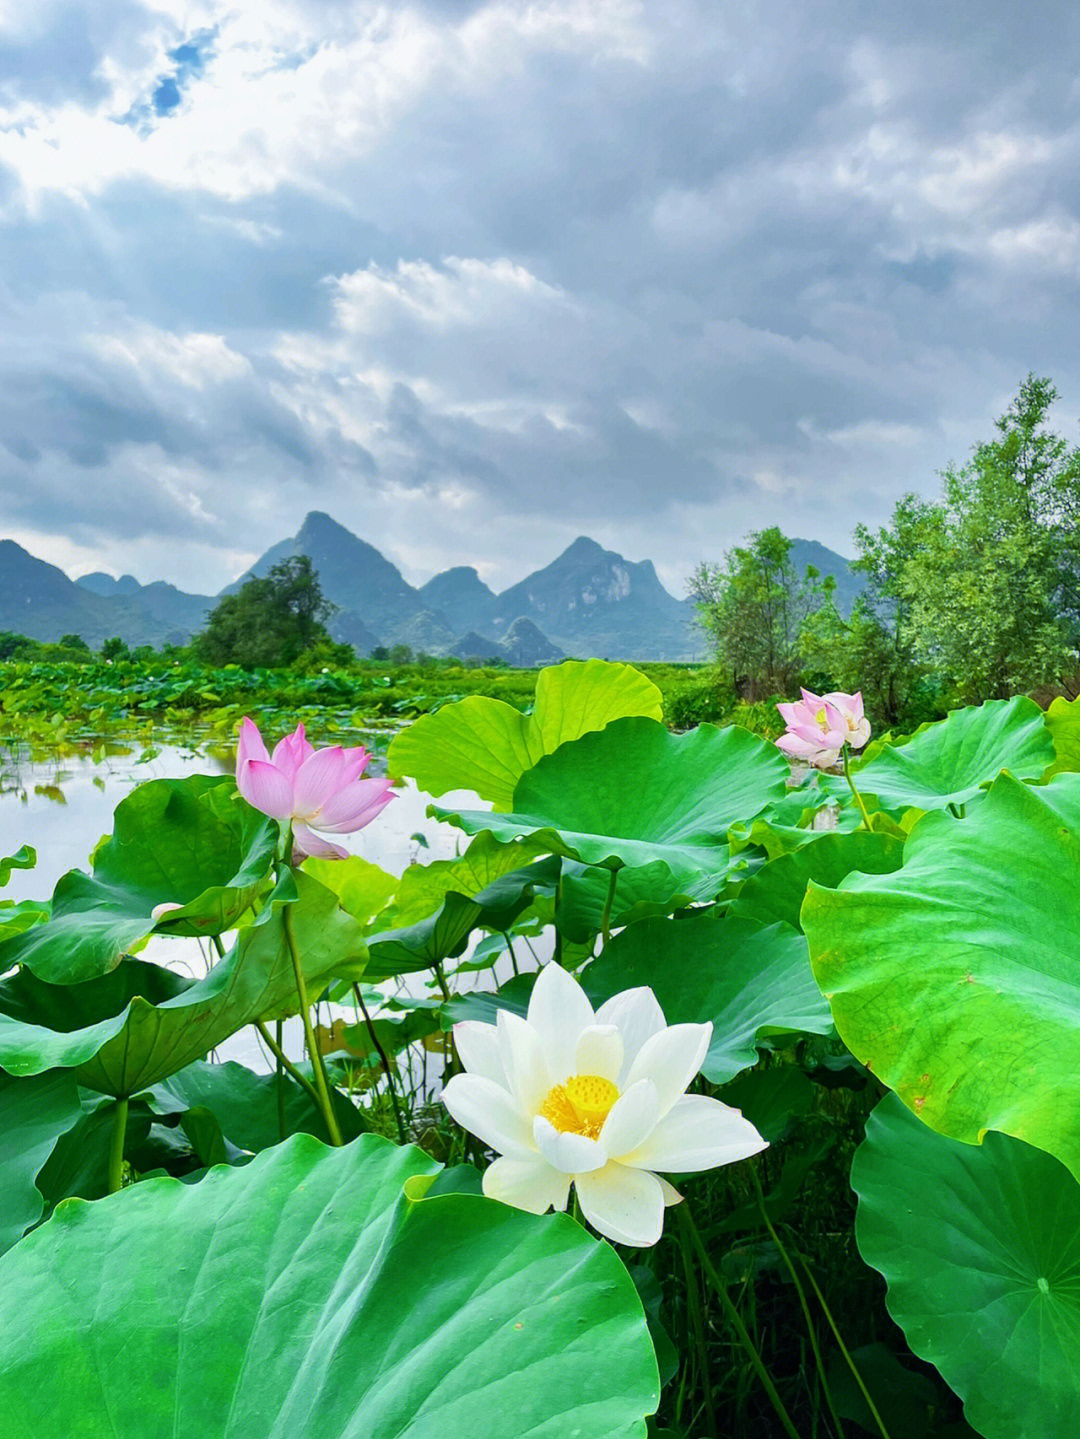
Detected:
left=196, top=554, right=345, bottom=667
left=696, top=376, right=1080, bottom=727
left=2, top=659, right=1079, bottom=1435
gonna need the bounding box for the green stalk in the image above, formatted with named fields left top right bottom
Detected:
left=502, top=932, right=520, bottom=976
left=254, top=1018, right=324, bottom=1114
left=842, top=748, right=874, bottom=831
left=600, top=866, right=618, bottom=949
left=750, top=1168, right=845, bottom=1438
left=677, top=1210, right=719, bottom=1439
left=107, top=1096, right=129, bottom=1195
left=797, top=1254, right=892, bottom=1439
left=275, top=1018, right=286, bottom=1141
left=353, top=983, right=406, bottom=1144
left=282, top=901, right=343, bottom=1147
left=678, top=1206, right=804, bottom=1439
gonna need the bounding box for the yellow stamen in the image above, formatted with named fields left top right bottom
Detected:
left=539, top=1074, right=619, bottom=1139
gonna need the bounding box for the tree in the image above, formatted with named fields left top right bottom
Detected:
left=101, top=637, right=130, bottom=661
left=892, top=377, right=1079, bottom=702
left=195, top=556, right=337, bottom=668
left=59, top=634, right=90, bottom=652
left=690, top=527, right=833, bottom=697
left=801, top=494, right=937, bottom=727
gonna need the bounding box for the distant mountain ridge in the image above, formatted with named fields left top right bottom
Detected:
left=0, top=540, right=212, bottom=648
left=0, top=514, right=862, bottom=664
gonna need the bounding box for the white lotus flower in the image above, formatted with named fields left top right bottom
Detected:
left=441, top=963, right=767, bottom=1246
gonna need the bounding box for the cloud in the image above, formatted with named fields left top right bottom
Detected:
left=1, top=0, right=1080, bottom=595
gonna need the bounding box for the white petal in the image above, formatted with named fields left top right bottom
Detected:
left=575, top=1162, right=665, bottom=1247
left=533, top=1115, right=606, bottom=1174
left=497, top=1010, right=551, bottom=1114
left=482, top=1154, right=570, bottom=1215
left=621, top=1094, right=768, bottom=1173
left=594, top=987, right=666, bottom=1084
left=527, top=963, right=594, bottom=1081
left=624, top=1022, right=712, bottom=1118
left=599, top=1079, right=659, bottom=1159
left=441, top=1074, right=535, bottom=1158
left=658, top=1176, right=683, bottom=1206
left=574, top=1024, right=624, bottom=1083
left=452, top=1021, right=504, bottom=1086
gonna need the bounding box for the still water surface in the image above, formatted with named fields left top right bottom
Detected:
left=0, top=737, right=498, bottom=1073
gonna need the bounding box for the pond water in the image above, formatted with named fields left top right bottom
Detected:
left=0, top=735, right=501, bottom=1074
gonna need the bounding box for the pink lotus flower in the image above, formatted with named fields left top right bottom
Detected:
left=236, top=718, right=395, bottom=860
left=776, top=688, right=871, bottom=768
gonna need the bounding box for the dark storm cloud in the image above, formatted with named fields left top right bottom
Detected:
left=1, top=0, right=1079, bottom=590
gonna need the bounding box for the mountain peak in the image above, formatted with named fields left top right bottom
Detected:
left=561, top=535, right=606, bottom=560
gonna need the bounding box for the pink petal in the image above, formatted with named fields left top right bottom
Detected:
left=775, top=701, right=806, bottom=727
left=293, top=823, right=349, bottom=861
left=799, top=687, right=825, bottom=710
left=236, top=717, right=269, bottom=771
left=237, top=758, right=294, bottom=818
left=316, top=782, right=396, bottom=840
left=291, top=747, right=353, bottom=817
left=314, top=778, right=396, bottom=833
left=271, top=723, right=315, bottom=781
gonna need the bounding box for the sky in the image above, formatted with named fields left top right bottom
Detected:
left=2, top=0, right=1080, bottom=599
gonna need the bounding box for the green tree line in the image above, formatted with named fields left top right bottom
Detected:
left=692, top=375, right=1080, bottom=727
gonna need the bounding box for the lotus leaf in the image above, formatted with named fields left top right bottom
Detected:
left=854, top=1095, right=1080, bottom=1439
left=730, top=830, right=904, bottom=931
left=0, top=870, right=367, bottom=1096
left=582, top=912, right=833, bottom=1084
left=432, top=717, right=787, bottom=898
left=0, top=776, right=277, bottom=984
left=365, top=853, right=560, bottom=979
left=804, top=771, right=1080, bottom=1179
left=0, top=1068, right=82, bottom=1253
left=0, top=1133, right=660, bottom=1438
left=838, top=696, right=1053, bottom=812
left=389, top=657, right=664, bottom=808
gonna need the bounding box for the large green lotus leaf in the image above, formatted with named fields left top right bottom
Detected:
left=0, top=870, right=368, bottom=1096
left=0, top=1068, right=83, bottom=1253
left=556, top=860, right=725, bottom=943
left=377, top=831, right=552, bottom=929
left=837, top=696, right=1054, bottom=812
left=432, top=717, right=788, bottom=897
left=0, top=776, right=277, bottom=984
left=301, top=853, right=398, bottom=928
left=853, top=1095, right=1080, bottom=1439
left=0, top=1134, right=659, bottom=1438
left=583, top=912, right=833, bottom=1084
left=803, top=772, right=1080, bottom=1178
left=1044, top=694, right=1080, bottom=778
left=389, top=658, right=664, bottom=808
left=146, top=1058, right=367, bottom=1151
left=365, top=853, right=561, bottom=980
left=730, top=831, right=904, bottom=932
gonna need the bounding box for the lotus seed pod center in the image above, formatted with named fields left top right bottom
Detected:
left=539, top=1074, right=619, bottom=1138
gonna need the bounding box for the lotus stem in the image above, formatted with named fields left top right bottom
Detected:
left=275, top=1018, right=286, bottom=1141
left=107, top=1096, right=129, bottom=1195
left=282, top=901, right=344, bottom=1147
left=842, top=749, right=874, bottom=831
left=678, top=1204, right=804, bottom=1439
left=796, top=1251, right=892, bottom=1439
left=600, top=866, right=618, bottom=949
left=749, top=1168, right=846, bottom=1438
left=254, top=1018, right=323, bottom=1115
left=677, top=1209, right=719, bottom=1439
left=352, top=983, right=406, bottom=1145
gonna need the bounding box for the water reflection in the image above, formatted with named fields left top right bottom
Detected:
left=0, top=734, right=516, bottom=1076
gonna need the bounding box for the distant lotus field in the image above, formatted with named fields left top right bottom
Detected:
left=1, top=658, right=1077, bottom=1437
